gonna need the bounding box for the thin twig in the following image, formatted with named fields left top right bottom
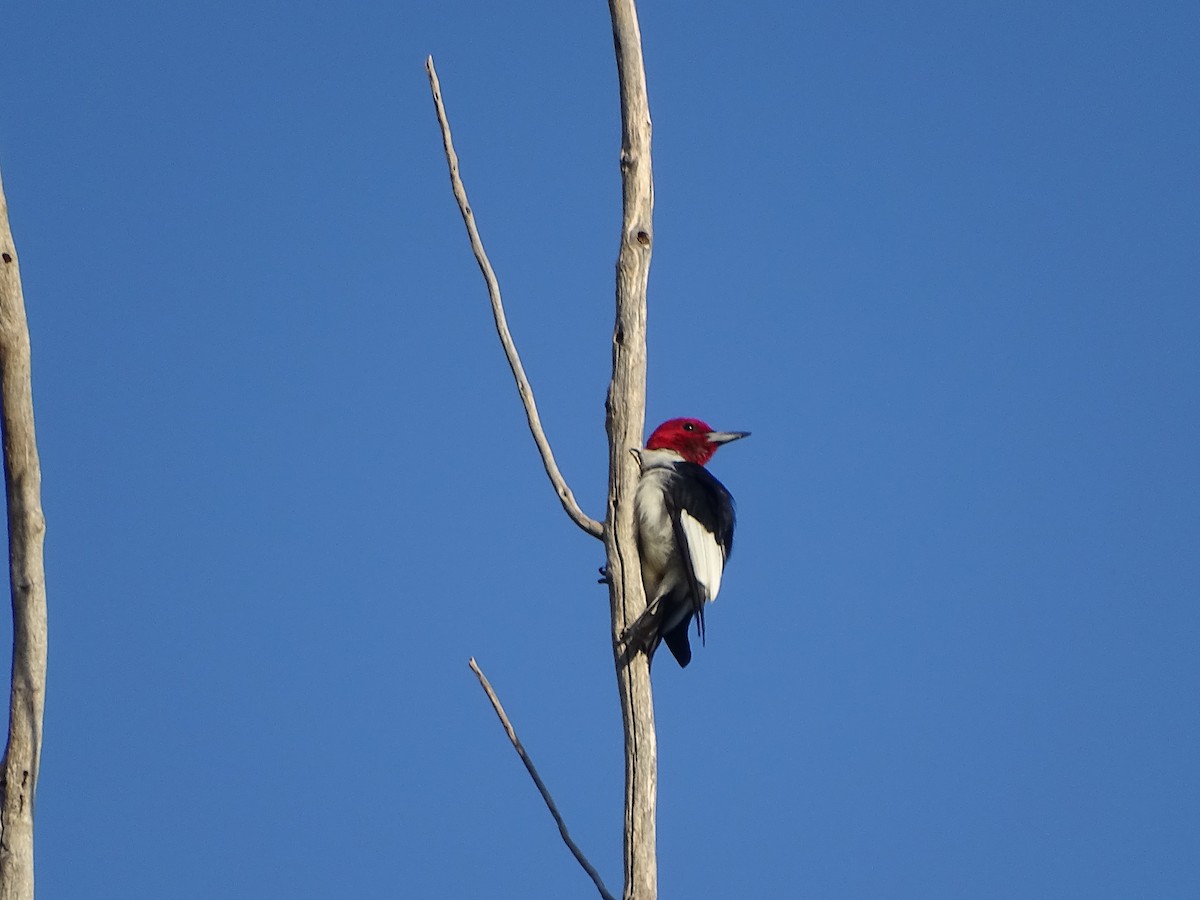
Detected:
left=426, top=56, right=604, bottom=540
left=469, top=658, right=616, bottom=900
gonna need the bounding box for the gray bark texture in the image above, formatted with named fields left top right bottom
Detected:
left=604, top=2, right=657, bottom=897
left=0, top=168, right=48, bottom=900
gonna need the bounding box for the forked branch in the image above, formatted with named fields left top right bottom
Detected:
left=469, top=658, right=616, bottom=900
left=427, top=1, right=658, bottom=892
left=425, top=57, right=604, bottom=540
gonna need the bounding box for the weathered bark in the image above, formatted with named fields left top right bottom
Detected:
left=0, top=168, right=49, bottom=900
left=604, top=2, right=656, bottom=898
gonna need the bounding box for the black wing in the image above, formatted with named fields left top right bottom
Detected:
left=667, top=462, right=736, bottom=648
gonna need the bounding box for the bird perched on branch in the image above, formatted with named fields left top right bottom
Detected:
left=623, top=417, right=749, bottom=667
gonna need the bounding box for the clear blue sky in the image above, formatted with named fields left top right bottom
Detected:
left=2, top=1, right=1197, bottom=897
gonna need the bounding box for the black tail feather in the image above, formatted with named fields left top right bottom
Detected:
left=661, top=619, right=692, bottom=668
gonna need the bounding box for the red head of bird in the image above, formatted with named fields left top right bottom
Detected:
left=645, top=418, right=751, bottom=466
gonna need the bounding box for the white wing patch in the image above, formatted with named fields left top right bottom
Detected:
left=678, top=510, right=726, bottom=603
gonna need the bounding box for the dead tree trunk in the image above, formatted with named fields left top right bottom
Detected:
left=0, top=167, right=49, bottom=900
left=604, top=2, right=657, bottom=897
left=427, top=0, right=658, bottom=896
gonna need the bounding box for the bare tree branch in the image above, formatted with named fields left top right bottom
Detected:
left=603, top=1, right=657, bottom=897
left=469, top=658, right=616, bottom=900
left=425, top=57, right=604, bottom=541
left=0, top=167, right=48, bottom=900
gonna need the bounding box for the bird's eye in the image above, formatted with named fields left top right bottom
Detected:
left=683, top=422, right=695, bottom=431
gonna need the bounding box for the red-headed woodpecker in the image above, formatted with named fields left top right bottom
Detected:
left=624, top=417, right=749, bottom=667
